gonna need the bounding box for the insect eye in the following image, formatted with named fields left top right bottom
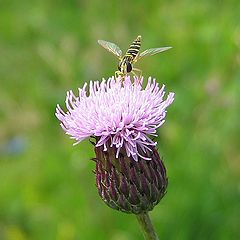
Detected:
left=126, top=62, right=132, bottom=73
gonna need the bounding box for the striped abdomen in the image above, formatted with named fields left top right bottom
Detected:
left=125, top=35, right=141, bottom=61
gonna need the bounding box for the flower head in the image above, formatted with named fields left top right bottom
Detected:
left=56, top=76, right=174, bottom=161
left=56, top=75, right=174, bottom=213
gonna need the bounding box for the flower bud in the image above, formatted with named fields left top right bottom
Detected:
left=95, top=143, right=168, bottom=214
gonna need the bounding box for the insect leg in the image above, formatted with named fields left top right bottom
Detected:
left=131, top=71, right=137, bottom=77
left=115, top=70, right=124, bottom=80
left=132, top=68, right=142, bottom=78
left=130, top=70, right=142, bottom=85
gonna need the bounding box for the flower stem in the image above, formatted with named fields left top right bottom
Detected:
left=136, top=212, right=159, bottom=240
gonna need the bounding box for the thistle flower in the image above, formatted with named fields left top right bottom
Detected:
left=56, top=76, right=174, bottom=214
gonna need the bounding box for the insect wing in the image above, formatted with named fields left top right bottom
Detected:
left=139, top=47, right=172, bottom=59
left=98, top=40, right=122, bottom=58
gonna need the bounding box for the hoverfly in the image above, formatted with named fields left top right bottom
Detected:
left=98, top=35, right=171, bottom=79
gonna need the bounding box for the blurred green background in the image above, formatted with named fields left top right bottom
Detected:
left=0, top=0, right=240, bottom=239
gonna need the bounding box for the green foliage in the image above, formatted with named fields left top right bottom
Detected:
left=0, top=0, right=239, bottom=239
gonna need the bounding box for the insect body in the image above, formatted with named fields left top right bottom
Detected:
left=98, top=35, right=171, bottom=79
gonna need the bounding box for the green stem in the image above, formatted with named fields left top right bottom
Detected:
left=136, top=212, right=159, bottom=240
